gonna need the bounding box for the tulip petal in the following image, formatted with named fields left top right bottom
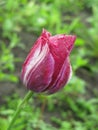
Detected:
left=63, top=35, right=76, bottom=52
left=45, top=34, right=75, bottom=93
left=28, top=55, right=54, bottom=92
left=41, top=29, right=51, bottom=39
left=48, top=58, right=72, bottom=94
left=21, top=37, right=43, bottom=84
left=49, top=34, right=76, bottom=52
left=48, top=35, right=69, bottom=89
left=22, top=42, right=54, bottom=92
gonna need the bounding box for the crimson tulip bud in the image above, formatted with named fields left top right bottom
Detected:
left=21, top=29, right=76, bottom=94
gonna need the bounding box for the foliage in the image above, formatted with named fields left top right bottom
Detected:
left=0, top=0, right=98, bottom=130
left=0, top=82, right=98, bottom=130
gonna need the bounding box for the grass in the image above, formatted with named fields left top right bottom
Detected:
left=0, top=0, right=98, bottom=130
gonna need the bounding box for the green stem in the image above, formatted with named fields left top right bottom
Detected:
left=7, top=91, right=33, bottom=130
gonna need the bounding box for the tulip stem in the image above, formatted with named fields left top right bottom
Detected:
left=7, top=91, right=33, bottom=130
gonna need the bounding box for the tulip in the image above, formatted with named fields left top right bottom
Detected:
left=21, top=29, right=76, bottom=94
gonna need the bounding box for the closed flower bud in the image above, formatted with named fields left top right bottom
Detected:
left=21, top=29, right=76, bottom=94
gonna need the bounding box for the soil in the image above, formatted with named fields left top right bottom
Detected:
left=0, top=32, right=37, bottom=99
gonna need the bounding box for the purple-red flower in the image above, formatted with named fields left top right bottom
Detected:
left=21, top=29, right=76, bottom=94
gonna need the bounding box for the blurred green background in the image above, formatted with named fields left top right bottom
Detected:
left=0, top=0, right=98, bottom=130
